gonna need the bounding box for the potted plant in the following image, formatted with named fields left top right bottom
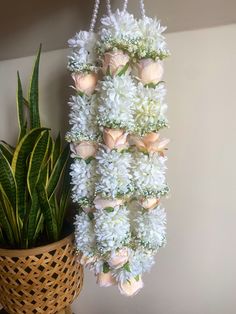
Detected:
left=0, top=46, right=83, bottom=314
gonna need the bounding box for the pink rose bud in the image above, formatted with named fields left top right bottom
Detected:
left=102, top=50, right=130, bottom=76
left=129, top=133, right=169, bottom=155
left=94, top=196, right=123, bottom=210
left=70, top=141, right=97, bottom=159
left=134, top=58, right=164, bottom=85
left=103, top=128, right=128, bottom=151
left=139, top=197, right=160, bottom=210
left=108, top=248, right=129, bottom=269
left=97, top=272, right=116, bottom=287
left=118, top=276, right=144, bottom=297
left=72, top=72, right=98, bottom=95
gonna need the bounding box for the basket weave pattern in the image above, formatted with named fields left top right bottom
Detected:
left=0, top=234, right=83, bottom=314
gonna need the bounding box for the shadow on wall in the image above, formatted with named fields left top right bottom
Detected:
left=0, top=0, right=106, bottom=60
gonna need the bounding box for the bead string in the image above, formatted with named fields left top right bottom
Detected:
left=106, top=0, right=112, bottom=16
left=89, top=0, right=100, bottom=33
left=123, top=0, right=128, bottom=12
left=139, top=0, right=146, bottom=18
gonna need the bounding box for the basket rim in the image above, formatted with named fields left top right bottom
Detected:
left=0, top=233, right=74, bottom=257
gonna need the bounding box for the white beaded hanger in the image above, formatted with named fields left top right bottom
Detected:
left=89, top=0, right=100, bottom=33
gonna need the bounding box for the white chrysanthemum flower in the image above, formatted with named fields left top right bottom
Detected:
left=132, top=152, right=168, bottom=197
left=114, top=248, right=155, bottom=282
left=100, top=10, right=141, bottom=41
left=134, top=83, right=168, bottom=135
left=98, top=75, right=136, bottom=130
left=94, top=205, right=131, bottom=254
left=96, top=148, right=133, bottom=198
left=68, top=31, right=98, bottom=64
left=134, top=206, right=167, bottom=250
left=70, top=159, right=97, bottom=205
left=74, top=212, right=95, bottom=256
left=66, top=94, right=100, bottom=142
left=138, top=17, right=168, bottom=54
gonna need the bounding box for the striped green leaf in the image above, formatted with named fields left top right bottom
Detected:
left=0, top=142, right=13, bottom=164
left=0, top=150, right=17, bottom=210
left=17, top=71, right=26, bottom=139
left=27, top=130, right=50, bottom=197
left=47, top=144, right=70, bottom=199
left=11, top=128, right=47, bottom=219
left=37, top=180, right=58, bottom=241
left=0, top=187, right=15, bottom=246
left=29, top=45, right=41, bottom=128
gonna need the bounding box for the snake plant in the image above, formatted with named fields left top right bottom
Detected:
left=0, top=46, right=71, bottom=249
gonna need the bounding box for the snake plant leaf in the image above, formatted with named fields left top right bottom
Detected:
left=27, top=191, right=40, bottom=247
left=52, top=132, right=61, bottom=166
left=47, top=144, right=70, bottom=199
left=33, top=212, right=44, bottom=243
left=11, top=128, right=48, bottom=219
left=59, top=156, right=72, bottom=232
left=0, top=150, right=17, bottom=210
left=17, top=71, right=27, bottom=140
left=0, top=226, right=5, bottom=245
left=0, top=142, right=13, bottom=164
left=37, top=180, right=58, bottom=241
left=27, top=130, right=50, bottom=197
left=29, top=45, right=41, bottom=128
left=0, top=187, right=16, bottom=246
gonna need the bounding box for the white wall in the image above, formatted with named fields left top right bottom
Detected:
left=0, top=24, right=236, bottom=314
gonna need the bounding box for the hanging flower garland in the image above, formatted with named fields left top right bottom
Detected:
left=66, top=0, right=170, bottom=297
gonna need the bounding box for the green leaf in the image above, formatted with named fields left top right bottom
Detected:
left=88, top=212, right=94, bottom=220
left=58, top=156, right=72, bottom=233
left=53, top=133, right=61, bottom=166
left=123, top=262, right=131, bottom=272
left=27, top=191, right=40, bottom=247
left=29, top=45, right=42, bottom=128
left=47, top=144, right=70, bottom=199
left=104, top=207, right=114, bottom=213
left=144, top=80, right=165, bottom=89
left=27, top=130, right=50, bottom=197
left=0, top=150, right=17, bottom=210
left=0, top=187, right=15, bottom=246
left=17, top=71, right=26, bottom=139
left=85, top=156, right=95, bottom=164
left=134, top=275, right=140, bottom=281
left=0, top=226, right=5, bottom=245
left=103, top=262, right=110, bottom=273
left=37, top=180, right=58, bottom=241
left=11, top=128, right=47, bottom=219
left=0, top=143, right=13, bottom=164
left=33, top=212, right=44, bottom=242
left=117, top=62, right=130, bottom=76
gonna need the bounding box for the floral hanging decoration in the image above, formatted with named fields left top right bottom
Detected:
left=66, top=0, right=170, bottom=297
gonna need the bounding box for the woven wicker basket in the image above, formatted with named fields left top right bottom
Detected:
left=0, top=234, right=83, bottom=314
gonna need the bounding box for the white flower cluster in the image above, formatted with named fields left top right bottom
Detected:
left=134, top=83, right=168, bottom=135
left=138, top=17, right=168, bottom=55
left=97, top=10, right=169, bottom=60
left=74, top=212, right=95, bottom=256
left=67, top=6, right=170, bottom=297
left=70, top=159, right=97, bottom=206
left=132, top=152, right=168, bottom=197
left=97, top=75, right=136, bottom=130
left=96, top=148, right=133, bottom=198
left=68, top=31, right=98, bottom=72
left=99, top=10, right=141, bottom=42
left=97, top=78, right=167, bottom=134
left=94, top=205, right=131, bottom=254
left=134, top=206, right=167, bottom=251
left=66, top=94, right=100, bottom=142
